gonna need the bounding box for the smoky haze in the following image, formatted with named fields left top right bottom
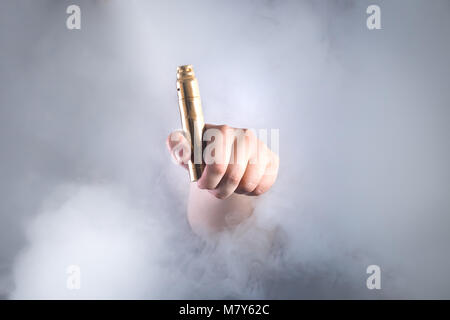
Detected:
left=0, top=0, right=449, bottom=298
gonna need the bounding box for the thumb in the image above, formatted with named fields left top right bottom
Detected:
left=166, top=130, right=191, bottom=168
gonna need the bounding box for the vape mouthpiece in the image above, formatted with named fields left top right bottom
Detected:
left=176, top=65, right=205, bottom=182
left=177, top=65, right=195, bottom=79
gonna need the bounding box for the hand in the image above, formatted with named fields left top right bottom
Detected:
left=167, top=124, right=279, bottom=199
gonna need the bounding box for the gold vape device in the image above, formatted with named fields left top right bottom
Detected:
left=176, top=65, right=205, bottom=181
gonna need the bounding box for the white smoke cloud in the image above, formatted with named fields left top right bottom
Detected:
left=2, top=0, right=450, bottom=299
left=11, top=184, right=284, bottom=299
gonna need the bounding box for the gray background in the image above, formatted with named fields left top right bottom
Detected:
left=0, top=0, right=449, bottom=298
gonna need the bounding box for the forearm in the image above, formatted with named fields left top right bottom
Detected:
left=187, top=183, right=255, bottom=236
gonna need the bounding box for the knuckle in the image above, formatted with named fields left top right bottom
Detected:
left=259, top=140, right=269, bottom=154
left=209, top=164, right=227, bottom=176
left=225, top=172, right=241, bottom=185
left=245, top=181, right=258, bottom=193
left=266, top=153, right=280, bottom=176
left=245, top=131, right=257, bottom=153
left=241, top=181, right=257, bottom=193
left=219, top=124, right=231, bottom=135
left=243, top=128, right=256, bottom=141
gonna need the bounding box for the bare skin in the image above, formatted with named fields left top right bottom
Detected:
left=167, top=124, right=279, bottom=235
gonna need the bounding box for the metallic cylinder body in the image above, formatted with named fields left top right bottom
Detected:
left=176, top=65, right=205, bottom=181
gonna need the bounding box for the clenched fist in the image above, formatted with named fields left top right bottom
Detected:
left=167, top=124, right=279, bottom=199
